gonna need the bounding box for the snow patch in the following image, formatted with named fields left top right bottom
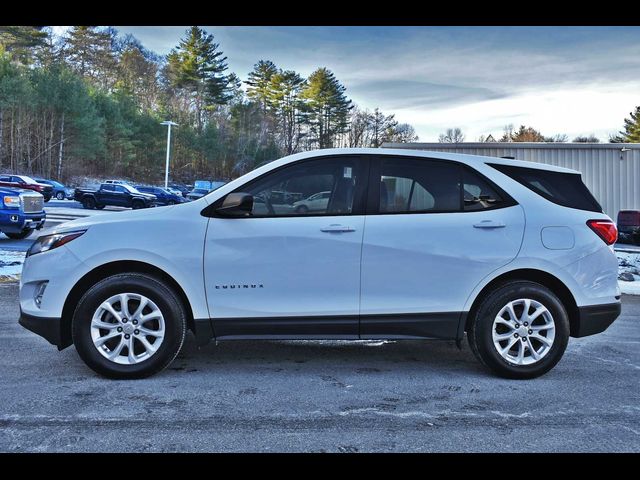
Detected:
left=0, top=250, right=26, bottom=282
left=616, top=250, right=640, bottom=295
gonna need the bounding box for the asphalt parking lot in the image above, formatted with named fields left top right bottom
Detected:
left=0, top=283, right=638, bottom=453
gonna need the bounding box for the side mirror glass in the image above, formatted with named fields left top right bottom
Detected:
left=215, top=193, right=253, bottom=217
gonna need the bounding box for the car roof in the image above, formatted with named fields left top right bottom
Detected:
left=268, top=148, right=579, bottom=174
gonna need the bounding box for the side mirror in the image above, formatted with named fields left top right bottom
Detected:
left=214, top=193, right=253, bottom=217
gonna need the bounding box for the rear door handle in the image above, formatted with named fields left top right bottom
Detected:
left=321, top=224, right=356, bottom=233
left=473, top=220, right=506, bottom=229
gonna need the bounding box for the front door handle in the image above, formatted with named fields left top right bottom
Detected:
left=473, top=220, right=506, bottom=229
left=321, top=224, right=356, bottom=233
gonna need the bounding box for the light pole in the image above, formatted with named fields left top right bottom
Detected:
left=160, top=121, right=178, bottom=189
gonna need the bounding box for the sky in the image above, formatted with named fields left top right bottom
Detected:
left=54, top=26, right=640, bottom=142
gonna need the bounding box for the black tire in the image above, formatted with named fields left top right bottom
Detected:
left=295, top=205, right=308, bottom=214
left=44, top=196, right=51, bottom=203
left=467, top=280, right=570, bottom=379
left=82, top=197, right=96, bottom=209
left=4, top=229, right=32, bottom=240
left=56, top=191, right=65, bottom=200
left=72, top=273, right=187, bottom=379
left=132, top=200, right=144, bottom=209
left=95, top=204, right=105, bottom=210
left=167, top=200, right=176, bottom=206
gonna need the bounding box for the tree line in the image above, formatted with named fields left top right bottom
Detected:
left=0, top=26, right=418, bottom=184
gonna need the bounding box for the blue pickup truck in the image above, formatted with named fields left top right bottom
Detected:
left=0, top=187, right=46, bottom=239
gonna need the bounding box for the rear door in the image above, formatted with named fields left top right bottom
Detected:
left=359, top=155, right=526, bottom=339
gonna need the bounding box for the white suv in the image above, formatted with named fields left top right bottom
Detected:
left=18, top=148, right=621, bottom=379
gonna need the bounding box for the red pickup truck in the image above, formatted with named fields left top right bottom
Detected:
left=0, top=174, right=53, bottom=202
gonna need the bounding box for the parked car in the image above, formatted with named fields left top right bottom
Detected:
left=616, top=210, right=640, bottom=244
left=34, top=178, right=74, bottom=201
left=168, top=184, right=190, bottom=198
left=186, top=188, right=210, bottom=201
left=292, top=190, right=331, bottom=214
left=74, top=183, right=156, bottom=210
left=19, top=148, right=620, bottom=380
left=134, top=185, right=185, bottom=206
left=0, top=187, right=46, bottom=239
left=0, top=174, right=53, bottom=202
left=166, top=186, right=184, bottom=197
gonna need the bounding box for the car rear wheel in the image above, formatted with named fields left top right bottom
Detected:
left=82, top=197, right=96, bottom=209
left=467, top=280, right=570, bottom=379
left=56, top=192, right=65, bottom=200
left=72, top=273, right=187, bottom=379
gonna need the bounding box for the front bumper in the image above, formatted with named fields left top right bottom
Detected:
left=19, top=308, right=63, bottom=347
left=0, top=211, right=46, bottom=233
left=573, top=302, right=621, bottom=337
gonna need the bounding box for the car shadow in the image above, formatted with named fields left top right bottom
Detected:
left=171, top=334, right=487, bottom=376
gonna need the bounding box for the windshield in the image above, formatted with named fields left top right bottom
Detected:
left=122, top=184, right=142, bottom=194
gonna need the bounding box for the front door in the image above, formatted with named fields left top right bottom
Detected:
left=360, top=156, right=526, bottom=339
left=204, top=156, right=368, bottom=339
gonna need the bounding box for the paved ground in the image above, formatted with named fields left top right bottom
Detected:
left=0, top=283, right=638, bottom=452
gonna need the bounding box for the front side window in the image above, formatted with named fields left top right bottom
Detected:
left=237, top=157, right=363, bottom=217
left=379, top=158, right=460, bottom=213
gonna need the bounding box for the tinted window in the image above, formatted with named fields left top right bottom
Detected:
left=115, top=186, right=128, bottom=193
left=379, top=158, right=460, bottom=213
left=101, top=184, right=115, bottom=191
left=0, top=175, right=10, bottom=182
left=490, top=163, right=602, bottom=213
left=463, top=168, right=512, bottom=211
left=238, top=157, right=362, bottom=217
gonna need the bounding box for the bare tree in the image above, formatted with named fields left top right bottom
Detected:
left=573, top=134, right=600, bottom=143
left=438, top=127, right=465, bottom=143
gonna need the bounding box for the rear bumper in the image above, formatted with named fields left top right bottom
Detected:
left=19, top=309, right=63, bottom=348
left=573, top=302, right=621, bottom=337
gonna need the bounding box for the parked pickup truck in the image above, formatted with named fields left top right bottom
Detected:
left=74, top=183, right=157, bottom=210
left=0, top=187, right=46, bottom=239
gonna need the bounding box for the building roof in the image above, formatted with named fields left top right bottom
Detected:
left=382, top=142, right=640, bottom=150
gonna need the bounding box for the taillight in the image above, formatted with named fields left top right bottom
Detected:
left=587, top=220, right=618, bottom=245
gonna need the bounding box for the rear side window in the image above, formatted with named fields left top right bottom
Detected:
left=462, top=168, right=512, bottom=211
left=379, top=158, right=461, bottom=213
left=489, top=163, right=602, bottom=213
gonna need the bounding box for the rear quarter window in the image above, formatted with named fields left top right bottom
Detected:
left=489, top=163, right=602, bottom=213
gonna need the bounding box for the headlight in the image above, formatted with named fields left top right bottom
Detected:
left=2, top=195, right=20, bottom=208
left=27, top=230, right=86, bottom=257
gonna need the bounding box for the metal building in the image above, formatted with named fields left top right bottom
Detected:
left=382, top=142, right=640, bottom=220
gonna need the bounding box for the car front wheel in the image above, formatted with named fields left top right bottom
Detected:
left=467, top=280, right=570, bottom=379
left=56, top=192, right=65, bottom=200
left=72, top=273, right=187, bottom=379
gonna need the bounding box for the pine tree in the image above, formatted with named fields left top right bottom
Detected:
left=63, top=26, right=117, bottom=90
left=300, top=68, right=352, bottom=149
left=0, top=26, right=48, bottom=64
left=245, top=60, right=279, bottom=112
left=268, top=70, right=306, bottom=154
left=166, top=26, right=232, bottom=131
left=611, top=107, right=640, bottom=143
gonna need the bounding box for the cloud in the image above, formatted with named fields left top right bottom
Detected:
left=112, top=26, right=640, bottom=141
